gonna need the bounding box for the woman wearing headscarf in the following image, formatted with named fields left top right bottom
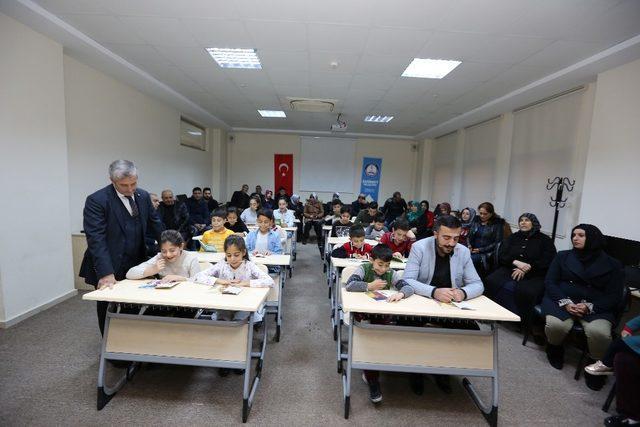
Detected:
left=458, top=207, right=476, bottom=246
left=434, top=202, right=451, bottom=218
left=289, top=194, right=304, bottom=242
left=406, top=200, right=422, bottom=224
left=543, top=224, right=624, bottom=390
left=303, top=193, right=325, bottom=257
left=412, top=200, right=434, bottom=240
left=485, top=213, right=556, bottom=334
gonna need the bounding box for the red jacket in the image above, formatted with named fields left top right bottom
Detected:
left=331, top=241, right=373, bottom=258
left=379, top=232, right=413, bottom=257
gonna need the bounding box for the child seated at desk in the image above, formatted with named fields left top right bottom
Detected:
left=246, top=209, right=283, bottom=256
left=331, top=206, right=353, bottom=237
left=200, top=209, right=234, bottom=252
left=225, top=207, right=249, bottom=235
left=192, top=235, right=274, bottom=375
left=325, top=199, right=343, bottom=225
left=126, top=230, right=200, bottom=281
left=240, top=196, right=260, bottom=225
left=365, top=213, right=388, bottom=241
left=379, top=218, right=414, bottom=259
left=273, top=197, right=295, bottom=227
left=345, top=244, right=413, bottom=404
left=331, top=225, right=373, bottom=259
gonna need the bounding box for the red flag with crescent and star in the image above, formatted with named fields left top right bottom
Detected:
left=274, top=154, right=293, bottom=196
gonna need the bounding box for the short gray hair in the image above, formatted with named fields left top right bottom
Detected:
left=109, top=160, right=137, bottom=180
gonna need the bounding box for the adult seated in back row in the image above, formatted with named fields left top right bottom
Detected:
left=185, top=187, right=210, bottom=235
left=467, top=202, right=508, bottom=276
left=382, top=191, right=407, bottom=227
left=229, top=184, right=250, bottom=210
left=485, top=213, right=556, bottom=335
left=543, top=224, right=624, bottom=391
left=157, top=189, right=191, bottom=242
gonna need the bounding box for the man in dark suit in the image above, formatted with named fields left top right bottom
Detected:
left=80, top=160, right=164, bottom=334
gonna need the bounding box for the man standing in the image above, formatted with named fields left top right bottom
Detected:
left=402, top=214, right=484, bottom=394
left=382, top=191, right=407, bottom=227
left=80, top=160, right=164, bottom=334
left=185, top=187, right=209, bottom=234
left=202, top=187, right=219, bottom=213
left=157, top=189, right=190, bottom=240
left=250, top=184, right=266, bottom=206
left=229, top=184, right=250, bottom=210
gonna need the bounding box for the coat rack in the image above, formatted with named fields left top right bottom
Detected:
left=547, top=177, right=575, bottom=241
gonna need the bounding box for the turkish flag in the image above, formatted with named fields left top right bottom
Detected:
left=274, top=154, right=293, bottom=195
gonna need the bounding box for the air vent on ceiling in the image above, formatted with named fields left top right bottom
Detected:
left=287, top=97, right=336, bottom=113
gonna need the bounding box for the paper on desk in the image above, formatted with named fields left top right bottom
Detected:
left=366, top=289, right=398, bottom=301
left=451, top=301, right=475, bottom=310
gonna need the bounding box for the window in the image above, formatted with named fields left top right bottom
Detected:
left=180, top=117, right=206, bottom=151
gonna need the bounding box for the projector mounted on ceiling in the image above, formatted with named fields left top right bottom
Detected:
left=330, top=114, right=347, bottom=132
left=288, top=97, right=336, bottom=113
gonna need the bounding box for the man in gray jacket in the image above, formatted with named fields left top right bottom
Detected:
left=403, top=214, right=484, bottom=302
left=402, top=214, right=484, bottom=394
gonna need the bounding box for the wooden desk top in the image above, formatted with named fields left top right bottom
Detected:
left=83, top=280, right=269, bottom=311
left=327, top=237, right=379, bottom=247
left=341, top=289, right=520, bottom=322
left=632, top=289, right=640, bottom=299
left=197, top=252, right=291, bottom=266
left=331, top=257, right=406, bottom=270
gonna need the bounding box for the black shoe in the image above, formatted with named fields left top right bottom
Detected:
left=362, top=373, right=382, bottom=403
left=302, top=239, right=307, bottom=245
left=585, top=372, right=606, bottom=391
left=253, top=321, right=263, bottom=332
left=546, top=344, right=565, bottom=370
left=319, top=248, right=325, bottom=259
left=434, top=375, right=452, bottom=394
left=409, top=373, right=424, bottom=396
left=219, top=368, right=230, bottom=377
left=604, top=415, right=640, bottom=426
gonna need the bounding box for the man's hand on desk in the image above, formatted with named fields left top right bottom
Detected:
left=97, top=274, right=116, bottom=290
left=433, top=288, right=465, bottom=303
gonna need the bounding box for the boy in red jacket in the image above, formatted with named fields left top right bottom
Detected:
left=379, top=218, right=414, bottom=259
left=331, top=225, right=373, bottom=259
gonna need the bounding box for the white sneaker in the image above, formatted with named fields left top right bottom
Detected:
left=585, top=360, right=614, bottom=376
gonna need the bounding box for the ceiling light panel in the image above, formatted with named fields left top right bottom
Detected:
left=205, top=48, right=262, bottom=69
left=258, top=110, right=286, bottom=118
left=364, top=115, right=394, bottom=123
left=401, top=58, right=461, bottom=79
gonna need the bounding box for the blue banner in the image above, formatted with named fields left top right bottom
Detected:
left=359, top=157, right=382, bottom=202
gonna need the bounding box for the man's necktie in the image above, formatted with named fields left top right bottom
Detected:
left=125, top=196, right=139, bottom=217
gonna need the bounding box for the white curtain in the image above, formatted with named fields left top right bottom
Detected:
left=430, top=132, right=457, bottom=205
left=505, top=90, right=586, bottom=233
left=460, top=118, right=500, bottom=210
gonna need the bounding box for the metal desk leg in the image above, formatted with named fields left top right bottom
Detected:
left=462, top=323, right=499, bottom=427
left=242, top=313, right=260, bottom=423
left=341, top=313, right=354, bottom=419
left=274, top=269, right=285, bottom=342
left=96, top=303, right=138, bottom=410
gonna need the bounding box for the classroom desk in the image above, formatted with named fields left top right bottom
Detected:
left=325, top=237, right=379, bottom=297
left=83, top=280, right=269, bottom=422
left=339, top=290, right=520, bottom=425
left=330, top=257, right=406, bottom=341
left=197, top=252, right=291, bottom=342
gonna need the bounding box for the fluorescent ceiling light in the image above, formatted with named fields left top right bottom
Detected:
left=187, top=130, right=202, bottom=136
left=401, top=58, right=461, bottom=79
left=258, top=110, right=286, bottom=118
left=364, top=115, right=394, bottom=123
left=205, top=48, right=262, bottom=69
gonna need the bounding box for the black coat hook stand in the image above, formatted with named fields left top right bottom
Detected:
left=547, top=177, right=575, bottom=241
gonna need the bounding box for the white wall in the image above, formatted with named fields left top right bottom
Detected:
left=64, top=55, right=214, bottom=231
left=0, top=13, right=75, bottom=326
left=580, top=58, right=640, bottom=241
left=227, top=132, right=417, bottom=205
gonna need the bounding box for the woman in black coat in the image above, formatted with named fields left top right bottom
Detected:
left=543, top=224, right=624, bottom=389
left=485, top=213, right=556, bottom=331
